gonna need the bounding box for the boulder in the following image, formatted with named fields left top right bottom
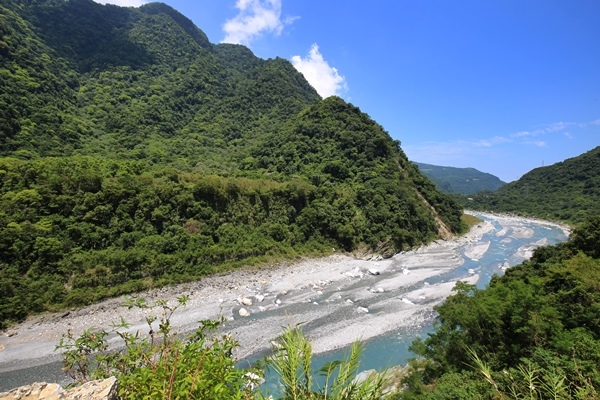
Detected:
left=238, top=308, right=251, bottom=317
left=239, top=297, right=253, bottom=306
left=0, top=377, right=118, bottom=400
left=368, top=269, right=380, bottom=276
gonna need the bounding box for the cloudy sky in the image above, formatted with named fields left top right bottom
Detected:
left=94, top=0, right=599, bottom=182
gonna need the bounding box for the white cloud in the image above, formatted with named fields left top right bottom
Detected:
left=93, top=0, right=148, bottom=6
left=511, top=121, right=575, bottom=138
left=291, top=44, right=348, bottom=98
left=473, top=136, right=511, bottom=147
left=588, top=119, right=600, bottom=126
left=222, top=0, right=294, bottom=46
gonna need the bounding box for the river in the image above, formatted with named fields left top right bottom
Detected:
left=0, top=212, right=570, bottom=393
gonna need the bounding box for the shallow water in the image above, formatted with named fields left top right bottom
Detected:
left=259, top=213, right=569, bottom=396
left=0, top=213, right=569, bottom=393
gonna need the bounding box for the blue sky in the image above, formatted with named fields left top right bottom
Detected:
left=95, top=0, right=599, bottom=182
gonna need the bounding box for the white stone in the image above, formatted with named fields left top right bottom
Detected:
left=238, top=308, right=251, bottom=317
left=240, top=297, right=253, bottom=306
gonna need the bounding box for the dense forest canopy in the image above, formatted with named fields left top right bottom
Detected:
left=414, top=162, right=506, bottom=195
left=459, top=146, right=600, bottom=224
left=0, top=0, right=465, bottom=326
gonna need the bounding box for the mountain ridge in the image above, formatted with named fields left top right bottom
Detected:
left=414, top=162, right=506, bottom=194
left=0, top=0, right=466, bottom=325
left=460, top=146, right=600, bottom=223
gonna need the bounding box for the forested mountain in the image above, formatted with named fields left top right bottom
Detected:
left=460, top=146, right=600, bottom=224
left=0, top=0, right=465, bottom=326
left=414, top=162, right=506, bottom=194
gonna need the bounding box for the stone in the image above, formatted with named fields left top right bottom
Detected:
left=368, top=269, right=380, bottom=276
left=254, top=294, right=265, bottom=303
left=238, top=308, right=250, bottom=317
left=243, top=372, right=264, bottom=391
left=66, top=377, right=118, bottom=399
left=353, top=369, right=376, bottom=384
left=356, top=307, right=369, bottom=313
left=0, top=377, right=117, bottom=400
left=239, top=297, right=253, bottom=306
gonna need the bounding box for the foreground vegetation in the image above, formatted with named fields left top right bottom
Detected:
left=58, top=296, right=388, bottom=399
left=394, top=216, right=600, bottom=399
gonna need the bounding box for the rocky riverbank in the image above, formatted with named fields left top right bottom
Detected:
left=0, top=217, right=493, bottom=376
left=0, top=212, right=569, bottom=387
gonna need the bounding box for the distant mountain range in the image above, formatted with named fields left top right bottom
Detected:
left=461, top=146, right=600, bottom=224
left=414, top=162, right=506, bottom=195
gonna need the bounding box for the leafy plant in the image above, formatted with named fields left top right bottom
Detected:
left=265, top=325, right=387, bottom=399
left=56, top=295, right=261, bottom=399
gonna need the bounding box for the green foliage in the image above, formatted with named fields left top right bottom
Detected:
left=459, top=146, right=600, bottom=224
left=0, top=0, right=465, bottom=326
left=414, top=162, right=506, bottom=195
left=265, top=326, right=387, bottom=399
left=396, top=216, right=600, bottom=399
left=56, top=296, right=260, bottom=399
left=57, top=298, right=389, bottom=399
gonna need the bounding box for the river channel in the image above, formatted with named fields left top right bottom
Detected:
left=0, top=212, right=570, bottom=392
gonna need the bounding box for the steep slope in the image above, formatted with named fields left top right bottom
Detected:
left=414, top=162, right=506, bottom=194
left=251, top=97, right=462, bottom=249
left=0, top=0, right=465, bottom=326
left=1, top=0, right=321, bottom=163
left=463, top=146, right=600, bottom=223
left=0, top=1, right=82, bottom=156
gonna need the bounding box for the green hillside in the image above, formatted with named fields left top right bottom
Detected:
left=460, top=146, right=600, bottom=224
left=414, top=162, right=506, bottom=194
left=0, top=0, right=464, bottom=326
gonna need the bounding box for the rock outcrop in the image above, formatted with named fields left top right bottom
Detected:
left=0, top=377, right=118, bottom=400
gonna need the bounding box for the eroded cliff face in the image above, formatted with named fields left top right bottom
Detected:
left=0, top=377, right=117, bottom=400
